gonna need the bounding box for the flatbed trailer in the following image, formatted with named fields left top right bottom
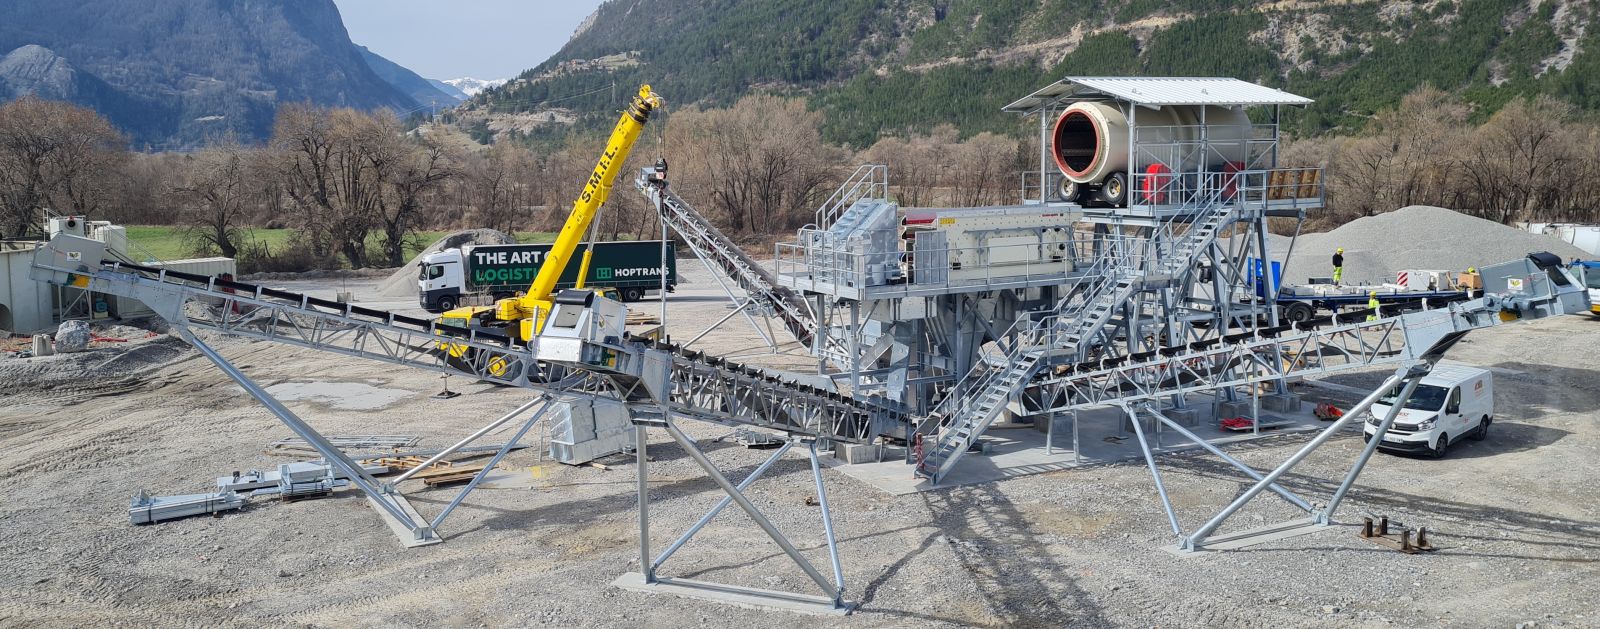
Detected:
left=1274, top=287, right=1471, bottom=323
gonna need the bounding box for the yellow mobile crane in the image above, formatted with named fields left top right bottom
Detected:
left=438, top=85, right=664, bottom=343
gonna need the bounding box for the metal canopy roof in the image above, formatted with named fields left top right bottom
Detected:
left=1002, top=76, right=1313, bottom=112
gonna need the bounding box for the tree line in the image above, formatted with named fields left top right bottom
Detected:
left=5, top=86, right=1600, bottom=274
left=1284, top=86, right=1600, bottom=231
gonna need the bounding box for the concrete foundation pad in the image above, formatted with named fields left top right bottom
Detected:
left=613, top=572, right=854, bottom=616
left=366, top=492, right=442, bottom=548
left=1261, top=393, right=1303, bottom=413
left=1162, top=517, right=1331, bottom=555
left=1216, top=400, right=1253, bottom=419
left=1160, top=406, right=1200, bottom=427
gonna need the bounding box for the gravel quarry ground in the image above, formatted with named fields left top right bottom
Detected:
left=1, top=261, right=1598, bottom=627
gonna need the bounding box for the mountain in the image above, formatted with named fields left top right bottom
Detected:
left=468, top=0, right=1600, bottom=147
left=443, top=77, right=508, bottom=97
left=429, top=79, right=471, bottom=101
left=0, top=0, right=422, bottom=147
left=357, top=45, right=464, bottom=107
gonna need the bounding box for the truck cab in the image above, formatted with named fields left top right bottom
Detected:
left=1571, top=260, right=1600, bottom=316
left=1363, top=364, right=1493, bottom=458
left=419, top=249, right=467, bottom=312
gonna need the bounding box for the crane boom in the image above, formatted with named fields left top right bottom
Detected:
left=494, top=84, right=663, bottom=341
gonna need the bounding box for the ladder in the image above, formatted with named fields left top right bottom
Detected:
left=919, top=201, right=1239, bottom=483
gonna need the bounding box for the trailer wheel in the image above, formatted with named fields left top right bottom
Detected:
left=622, top=287, right=644, bottom=302
left=1056, top=178, right=1081, bottom=204
left=1101, top=171, right=1128, bottom=207
left=437, top=295, right=457, bottom=311
left=1282, top=302, right=1315, bottom=323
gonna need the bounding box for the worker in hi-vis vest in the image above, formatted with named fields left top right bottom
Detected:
left=1332, top=248, right=1345, bottom=285
left=1366, top=291, right=1380, bottom=321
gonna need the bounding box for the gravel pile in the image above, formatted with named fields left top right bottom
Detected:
left=373, top=228, right=514, bottom=298
left=1271, top=205, right=1590, bottom=285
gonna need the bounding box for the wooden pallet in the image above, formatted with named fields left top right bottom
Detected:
left=361, top=456, right=452, bottom=475
left=420, top=466, right=489, bottom=486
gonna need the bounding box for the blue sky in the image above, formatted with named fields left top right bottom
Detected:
left=333, top=0, right=606, bottom=80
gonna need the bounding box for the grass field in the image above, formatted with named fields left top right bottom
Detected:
left=124, top=226, right=556, bottom=267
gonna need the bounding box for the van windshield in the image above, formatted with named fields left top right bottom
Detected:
left=1378, top=383, right=1449, bottom=411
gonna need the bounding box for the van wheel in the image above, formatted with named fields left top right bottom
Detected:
left=1471, top=416, right=1491, bottom=441
left=622, top=287, right=644, bottom=302
left=1431, top=433, right=1450, bottom=458
left=437, top=296, right=457, bottom=311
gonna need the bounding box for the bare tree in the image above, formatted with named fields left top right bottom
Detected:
left=270, top=104, right=394, bottom=268
left=0, top=96, right=126, bottom=238
left=172, top=140, right=255, bottom=258
left=376, top=135, right=457, bottom=266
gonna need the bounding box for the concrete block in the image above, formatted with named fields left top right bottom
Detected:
left=836, top=443, right=880, bottom=464
left=1162, top=407, right=1201, bottom=427
left=1261, top=393, right=1303, bottom=413
left=1216, top=400, right=1253, bottom=420
left=1119, top=413, right=1156, bottom=434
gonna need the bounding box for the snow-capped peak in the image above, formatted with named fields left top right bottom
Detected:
left=442, top=77, right=508, bottom=97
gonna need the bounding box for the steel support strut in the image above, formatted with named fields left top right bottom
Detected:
left=1143, top=405, right=1315, bottom=513
left=1124, top=405, right=1182, bottom=536
left=652, top=440, right=794, bottom=571
left=1183, top=365, right=1413, bottom=550
left=391, top=395, right=548, bottom=485
left=808, top=441, right=846, bottom=599
left=662, top=420, right=843, bottom=605
left=1319, top=368, right=1427, bottom=523
left=429, top=403, right=552, bottom=530
left=174, top=327, right=439, bottom=544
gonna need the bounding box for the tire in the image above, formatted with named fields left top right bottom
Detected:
left=1471, top=416, right=1491, bottom=441
left=437, top=295, right=457, bottom=311
left=1431, top=432, right=1450, bottom=458
left=1056, top=178, right=1081, bottom=203
left=1283, top=302, right=1315, bottom=324
left=622, top=287, right=644, bottom=303
left=1101, top=171, right=1128, bottom=207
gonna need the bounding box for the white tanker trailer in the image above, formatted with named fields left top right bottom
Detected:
left=1049, top=101, right=1253, bottom=206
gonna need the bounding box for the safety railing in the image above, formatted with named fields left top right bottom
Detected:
left=814, top=165, right=888, bottom=231
left=774, top=231, right=1162, bottom=295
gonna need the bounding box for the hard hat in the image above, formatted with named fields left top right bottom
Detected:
left=1369, top=291, right=1377, bottom=297
left=1336, top=248, right=1344, bottom=253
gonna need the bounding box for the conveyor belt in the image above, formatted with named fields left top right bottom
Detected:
left=46, top=256, right=902, bottom=444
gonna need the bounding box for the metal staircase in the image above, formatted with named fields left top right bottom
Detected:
left=919, top=201, right=1239, bottom=483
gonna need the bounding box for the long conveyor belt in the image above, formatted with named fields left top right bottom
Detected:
left=636, top=169, right=821, bottom=347
left=31, top=242, right=903, bottom=444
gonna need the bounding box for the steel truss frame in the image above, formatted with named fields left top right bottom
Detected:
left=620, top=414, right=853, bottom=614
left=1117, top=360, right=1431, bottom=551
left=29, top=256, right=899, bottom=552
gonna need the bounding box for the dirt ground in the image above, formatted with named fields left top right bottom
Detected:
left=0, top=264, right=1597, bottom=627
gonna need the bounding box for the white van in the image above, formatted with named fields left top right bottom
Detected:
left=1362, top=363, right=1493, bottom=458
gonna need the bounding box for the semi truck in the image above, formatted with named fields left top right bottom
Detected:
left=419, top=241, right=676, bottom=313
